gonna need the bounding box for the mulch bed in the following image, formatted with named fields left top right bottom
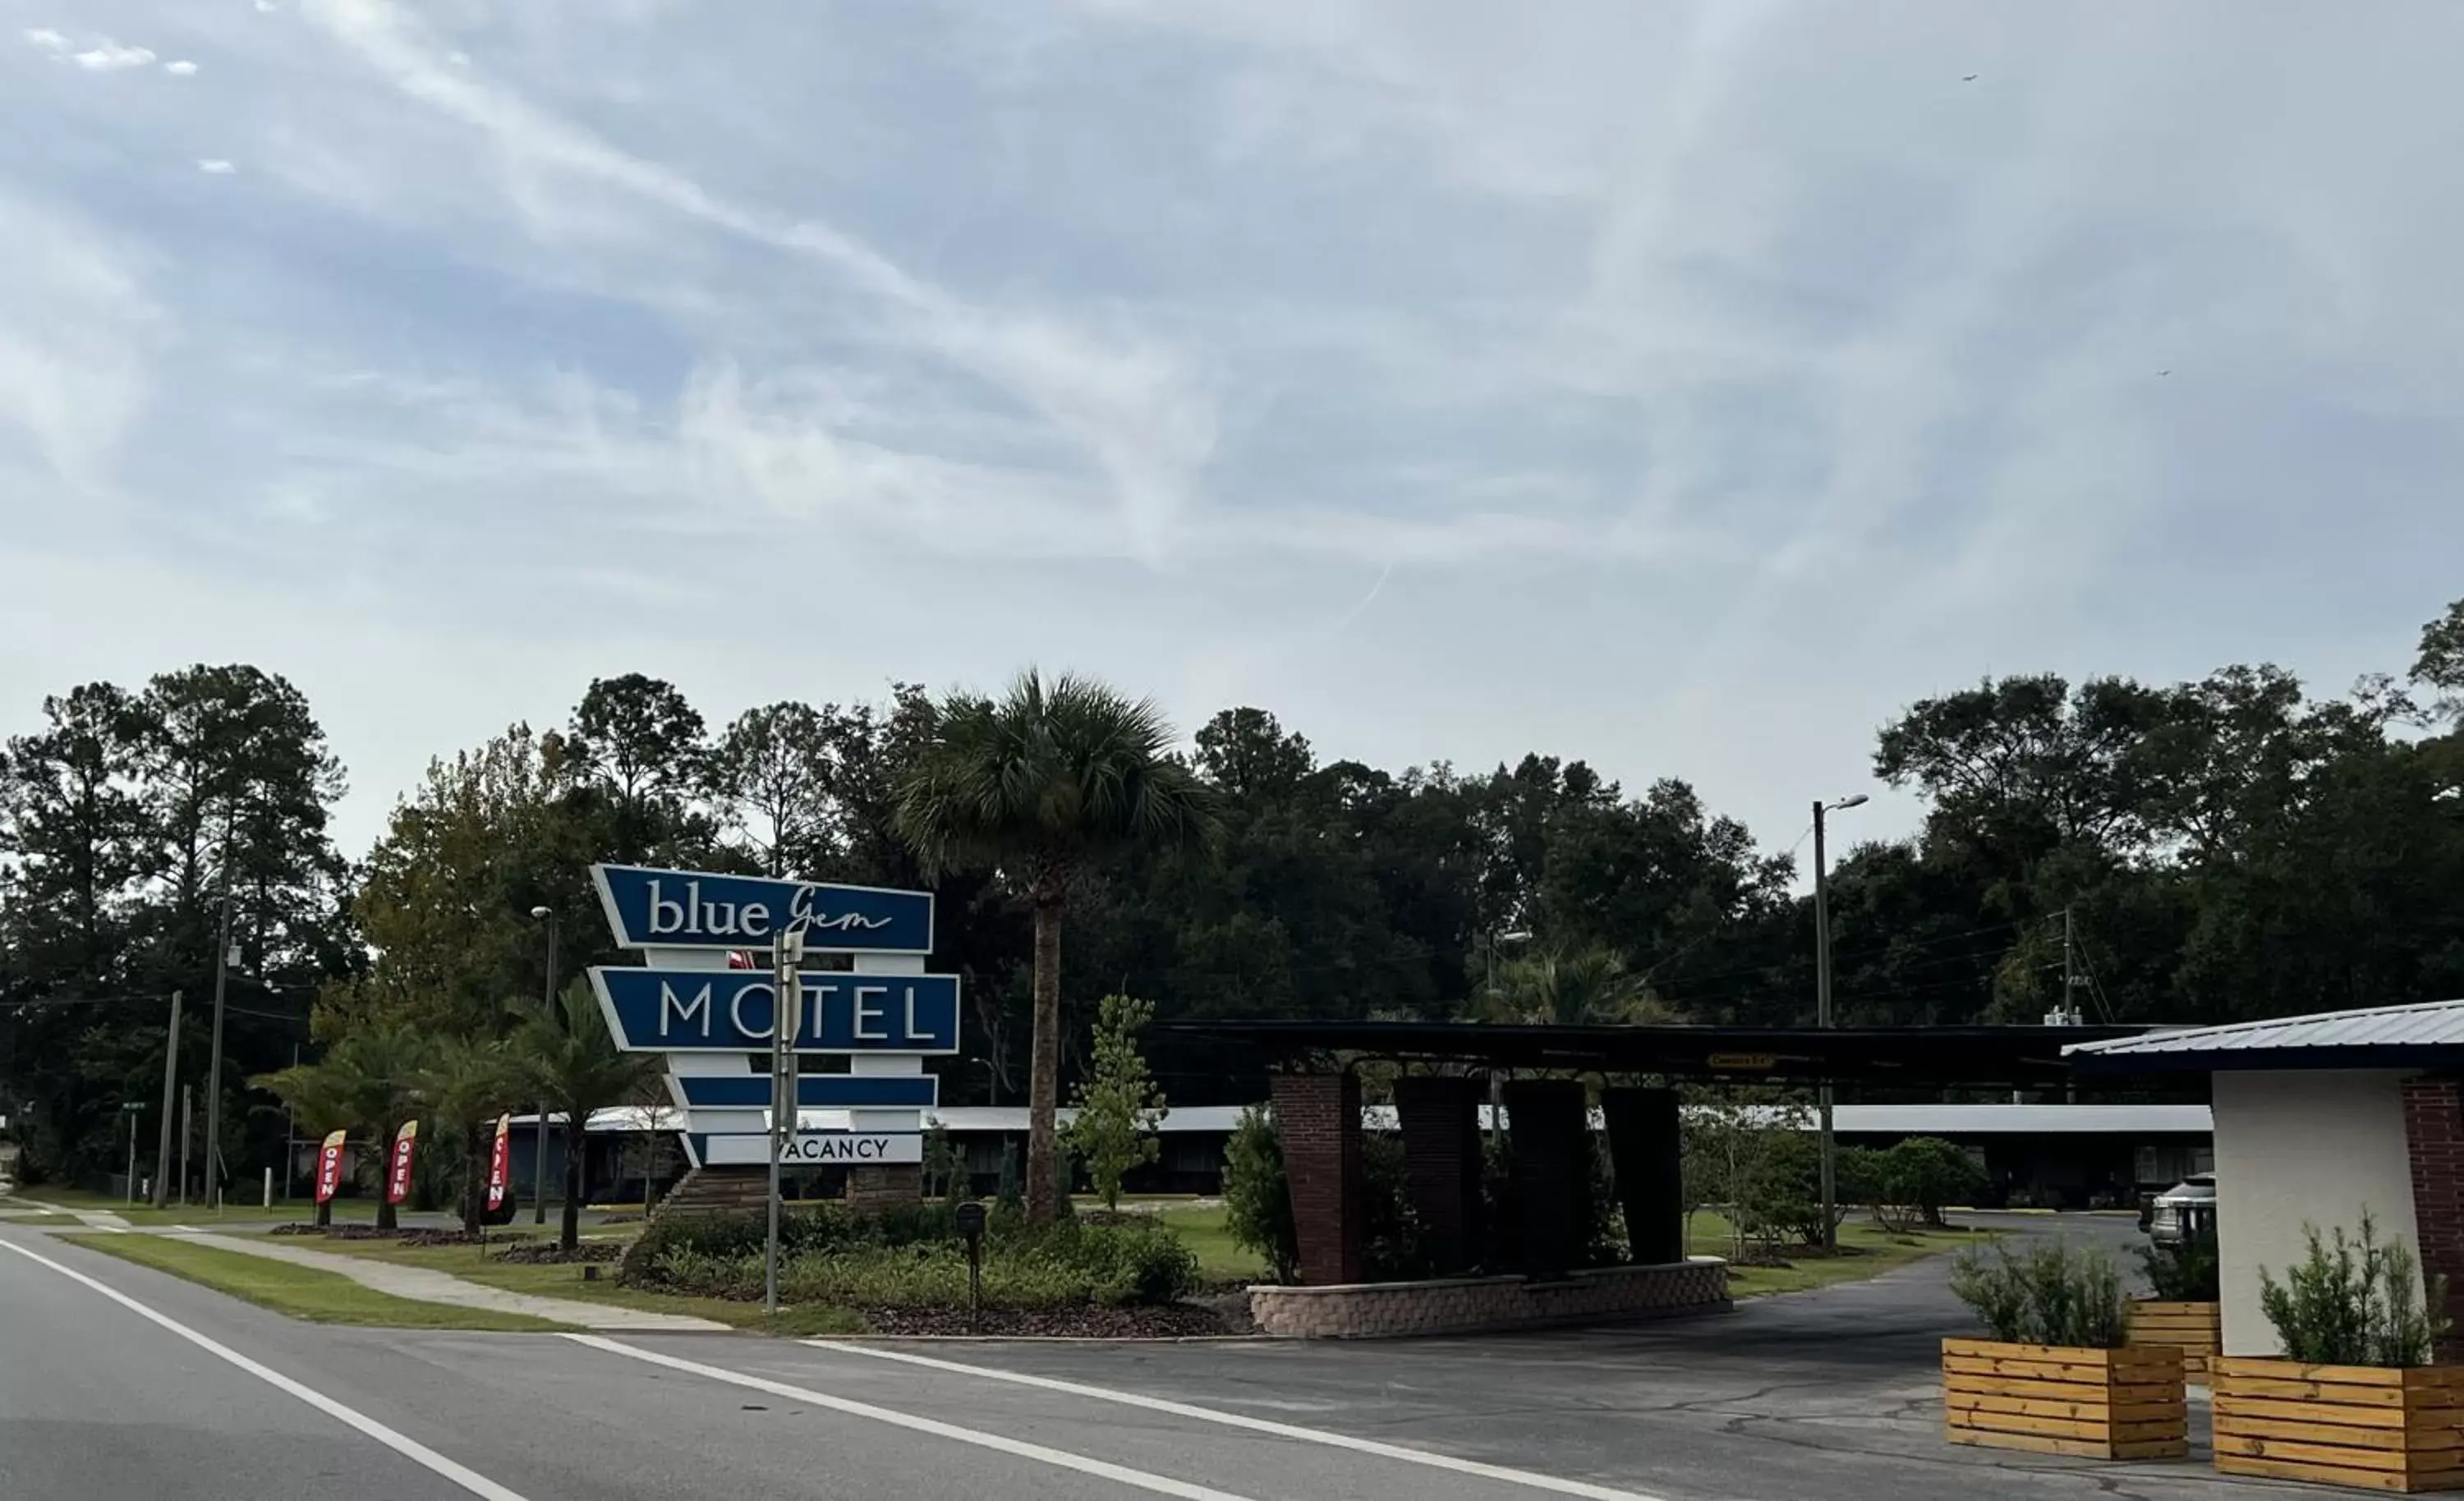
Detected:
left=265, top=1224, right=486, bottom=1246
left=493, top=1240, right=622, bottom=1265
left=858, top=1302, right=1236, bottom=1338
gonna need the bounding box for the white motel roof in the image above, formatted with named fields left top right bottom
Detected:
left=530, top=1101, right=2212, bottom=1136
left=2066, top=998, right=2464, bottom=1072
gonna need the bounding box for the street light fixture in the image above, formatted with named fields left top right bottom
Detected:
left=530, top=906, right=559, bottom=1226
left=1813, top=792, right=1868, bottom=1254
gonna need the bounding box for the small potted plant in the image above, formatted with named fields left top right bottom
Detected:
left=1944, top=1238, right=2188, bottom=1459
left=2214, top=1213, right=2462, bottom=1492
left=2131, top=1228, right=2223, bottom=1380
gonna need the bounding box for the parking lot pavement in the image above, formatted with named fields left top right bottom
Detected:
left=756, top=1213, right=2303, bottom=1501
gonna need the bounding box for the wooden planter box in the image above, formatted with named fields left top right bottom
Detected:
left=1942, top=1338, right=2188, bottom=1459
left=2128, top=1299, right=2222, bottom=1379
left=2213, top=1358, right=2464, bottom=1493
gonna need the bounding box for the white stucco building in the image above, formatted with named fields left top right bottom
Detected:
left=2070, top=1000, right=2464, bottom=1359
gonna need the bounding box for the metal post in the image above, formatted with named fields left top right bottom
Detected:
left=534, top=910, right=558, bottom=1224
left=766, top=928, right=804, bottom=1316
left=125, top=1109, right=138, bottom=1204
left=153, top=990, right=182, bottom=1209
left=180, top=1083, right=194, bottom=1206
left=205, top=817, right=236, bottom=1210
left=1813, top=799, right=1836, bottom=1254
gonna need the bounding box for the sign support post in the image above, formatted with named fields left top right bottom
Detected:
left=765, top=926, right=806, bottom=1317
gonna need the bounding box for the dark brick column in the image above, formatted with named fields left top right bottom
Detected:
left=2402, top=1076, right=2464, bottom=1363
left=1602, top=1086, right=1684, bottom=1265
left=1506, top=1079, right=1590, bottom=1281
left=1394, top=1076, right=1483, bottom=1274
left=1272, top=1072, right=1363, bottom=1286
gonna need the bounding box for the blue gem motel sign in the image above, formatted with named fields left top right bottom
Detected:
left=592, top=863, right=933, bottom=953
left=591, top=967, right=961, bottom=1054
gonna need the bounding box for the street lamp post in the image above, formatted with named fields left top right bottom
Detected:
left=1813, top=792, right=1868, bottom=1253
left=530, top=906, right=559, bottom=1225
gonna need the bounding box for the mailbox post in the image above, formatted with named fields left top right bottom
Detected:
left=955, top=1200, right=987, bottom=1330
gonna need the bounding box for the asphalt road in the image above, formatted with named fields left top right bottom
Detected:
left=0, top=1215, right=2308, bottom=1501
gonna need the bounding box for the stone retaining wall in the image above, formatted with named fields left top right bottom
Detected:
left=1248, top=1258, right=1731, bottom=1339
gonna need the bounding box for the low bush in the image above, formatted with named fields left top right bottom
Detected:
left=1951, top=1238, right=2130, bottom=1348
left=625, top=1206, right=1198, bottom=1310
left=1221, top=1106, right=1299, bottom=1284
left=2259, top=1212, right=2448, bottom=1368
left=2138, top=1229, right=2220, bottom=1302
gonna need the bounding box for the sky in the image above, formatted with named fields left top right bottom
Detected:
left=3, top=0, right=2460, bottom=867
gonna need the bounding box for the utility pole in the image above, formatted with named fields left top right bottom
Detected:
left=1812, top=793, right=1868, bottom=1255
left=152, top=989, right=183, bottom=1208
left=531, top=907, right=559, bottom=1225
left=205, top=815, right=237, bottom=1210
left=180, top=1084, right=194, bottom=1206
left=1813, top=801, right=1835, bottom=1255
left=2062, top=907, right=2080, bottom=1025
left=766, top=925, right=807, bottom=1316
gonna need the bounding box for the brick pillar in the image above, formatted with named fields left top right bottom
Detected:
left=1272, top=1072, right=1363, bottom=1286
left=1506, top=1079, right=1590, bottom=1281
left=1602, top=1086, right=1684, bottom=1265
left=1394, top=1076, right=1483, bottom=1274
left=2402, top=1076, right=2464, bottom=1363
left=846, top=1164, right=923, bottom=1210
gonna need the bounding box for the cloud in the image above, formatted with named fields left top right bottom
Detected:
left=0, top=191, right=161, bottom=492
left=164, top=59, right=198, bottom=76
left=294, top=0, right=1218, bottom=561
left=72, top=41, right=157, bottom=71
left=4, top=0, right=2462, bottom=869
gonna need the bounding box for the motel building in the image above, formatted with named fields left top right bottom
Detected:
left=2068, top=998, right=2464, bottom=1360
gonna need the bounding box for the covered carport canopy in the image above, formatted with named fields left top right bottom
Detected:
left=1164, top=1018, right=2150, bottom=1088
left=1165, top=1019, right=2157, bottom=1291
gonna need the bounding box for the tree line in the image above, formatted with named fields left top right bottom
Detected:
left=5, top=597, right=2462, bottom=1198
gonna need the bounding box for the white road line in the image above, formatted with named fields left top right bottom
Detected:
left=808, top=1339, right=1675, bottom=1501
left=567, top=1333, right=1259, bottom=1500
left=0, top=1238, right=532, bottom=1501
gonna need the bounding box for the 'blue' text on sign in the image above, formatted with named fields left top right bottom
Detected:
left=592, top=863, right=934, bottom=953
left=591, top=967, right=961, bottom=1053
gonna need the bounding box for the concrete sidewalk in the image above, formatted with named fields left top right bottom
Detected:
left=164, top=1230, right=728, bottom=1332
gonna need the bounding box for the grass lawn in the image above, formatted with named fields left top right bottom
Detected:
left=302, top=1233, right=863, bottom=1335
left=57, top=1232, right=570, bottom=1331
left=1152, top=1202, right=1267, bottom=1284
left=1688, top=1212, right=1985, bottom=1297
left=7, top=1186, right=379, bottom=1227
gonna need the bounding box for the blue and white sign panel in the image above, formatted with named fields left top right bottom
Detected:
left=592, top=967, right=962, bottom=1054
left=701, top=1132, right=924, bottom=1167
left=593, top=863, right=934, bottom=954
left=673, top=1075, right=940, bottom=1110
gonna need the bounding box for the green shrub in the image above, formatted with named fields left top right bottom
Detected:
left=1362, top=1131, right=1427, bottom=1281
left=1878, top=1138, right=1986, bottom=1228
left=1222, top=1105, right=1299, bottom=1284
left=2139, top=1228, right=2221, bottom=1302
left=628, top=1211, right=1196, bottom=1310
left=1951, top=1238, right=2130, bottom=1348
left=2259, top=1213, right=2448, bottom=1368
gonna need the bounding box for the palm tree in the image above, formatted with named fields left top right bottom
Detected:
left=514, top=979, right=660, bottom=1251
left=1473, top=943, right=1683, bottom=1027
left=895, top=670, right=1221, bottom=1225
left=255, top=1024, right=432, bottom=1230
left=421, top=1032, right=526, bottom=1235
